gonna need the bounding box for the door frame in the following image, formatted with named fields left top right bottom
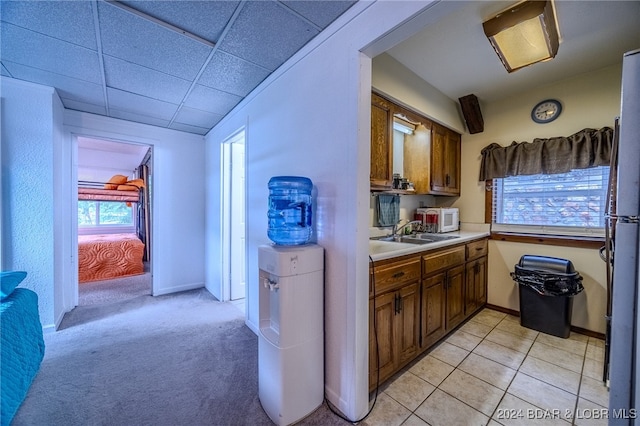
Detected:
left=69, top=133, right=154, bottom=308
left=221, top=128, right=247, bottom=302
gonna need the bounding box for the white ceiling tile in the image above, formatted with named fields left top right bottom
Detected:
left=218, top=1, right=319, bottom=71
left=198, top=51, right=270, bottom=97
left=184, top=84, right=242, bottom=115
left=174, top=106, right=222, bottom=129
left=1, top=23, right=101, bottom=83
left=120, top=1, right=240, bottom=44
left=107, top=88, right=179, bottom=120
left=110, top=108, right=171, bottom=128
left=282, top=1, right=355, bottom=28
left=1, top=1, right=96, bottom=49
left=103, top=56, right=191, bottom=104
left=169, top=122, right=210, bottom=135
left=98, top=1, right=212, bottom=80
left=3, top=61, right=105, bottom=106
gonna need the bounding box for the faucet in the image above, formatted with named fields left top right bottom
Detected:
left=392, top=219, right=422, bottom=236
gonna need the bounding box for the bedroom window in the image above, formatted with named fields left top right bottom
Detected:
left=78, top=201, right=135, bottom=234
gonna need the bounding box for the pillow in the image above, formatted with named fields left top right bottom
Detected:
left=1, top=271, right=27, bottom=299
left=104, top=174, right=128, bottom=189
left=117, top=184, right=138, bottom=191
left=126, top=178, right=145, bottom=188
left=104, top=184, right=118, bottom=190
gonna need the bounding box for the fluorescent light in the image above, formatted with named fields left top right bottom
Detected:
left=483, top=0, right=559, bottom=73
left=393, top=117, right=416, bottom=135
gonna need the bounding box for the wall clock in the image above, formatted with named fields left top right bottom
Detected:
left=531, top=99, right=562, bottom=123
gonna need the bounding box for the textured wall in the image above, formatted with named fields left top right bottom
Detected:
left=1, top=78, right=57, bottom=326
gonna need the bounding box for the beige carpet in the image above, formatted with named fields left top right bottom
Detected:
left=78, top=272, right=151, bottom=306
left=13, top=288, right=352, bottom=425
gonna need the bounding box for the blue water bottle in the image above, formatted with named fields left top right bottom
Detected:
left=267, top=176, right=313, bottom=245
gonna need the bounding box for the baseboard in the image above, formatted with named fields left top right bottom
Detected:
left=245, top=318, right=259, bottom=336
left=486, top=303, right=519, bottom=317
left=485, top=303, right=605, bottom=340
left=152, top=281, right=203, bottom=296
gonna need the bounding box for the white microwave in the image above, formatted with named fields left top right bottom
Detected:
left=415, top=207, right=459, bottom=233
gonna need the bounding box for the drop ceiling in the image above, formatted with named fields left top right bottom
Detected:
left=0, top=0, right=356, bottom=135
left=3, top=1, right=639, bottom=138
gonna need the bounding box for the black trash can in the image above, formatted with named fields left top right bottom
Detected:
left=511, top=255, right=584, bottom=338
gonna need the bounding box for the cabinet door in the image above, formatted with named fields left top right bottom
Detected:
left=466, top=256, right=487, bottom=316
left=430, top=124, right=448, bottom=192
left=465, top=256, right=488, bottom=316
left=474, top=256, right=488, bottom=307
left=443, top=129, right=461, bottom=194
left=446, top=264, right=466, bottom=330
left=369, top=292, right=397, bottom=388
left=370, top=94, right=393, bottom=187
left=397, top=282, right=420, bottom=364
left=421, top=273, right=446, bottom=349
left=430, top=124, right=461, bottom=196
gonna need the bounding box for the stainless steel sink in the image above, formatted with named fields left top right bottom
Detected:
left=407, top=233, right=459, bottom=242
left=370, top=233, right=459, bottom=245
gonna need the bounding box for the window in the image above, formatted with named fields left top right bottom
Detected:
left=78, top=201, right=135, bottom=234
left=491, top=166, right=609, bottom=237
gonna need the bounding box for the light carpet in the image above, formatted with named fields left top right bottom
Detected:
left=13, top=289, right=351, bottom=425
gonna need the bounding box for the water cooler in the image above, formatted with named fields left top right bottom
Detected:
left=258, top=243, right=324, bottom=425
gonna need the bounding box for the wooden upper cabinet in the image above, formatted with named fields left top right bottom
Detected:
left=370, top=91, right=461, bottom=196
left=430, top=123, right=461, bottom=196
left=370, top=93, right=393, bottom=188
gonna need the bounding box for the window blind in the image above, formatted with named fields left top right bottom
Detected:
left=492, top=166, right=609, bottom=237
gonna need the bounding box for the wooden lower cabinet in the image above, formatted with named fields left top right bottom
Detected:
left=369, top=281, right=420, bottom=390
left=444, top=264, right=466, bottom=331
left=465, top=255, right=487, bottom=315
left=370, top=238, right=489, bottom=390
left=421, top=274, right=446, bottom=349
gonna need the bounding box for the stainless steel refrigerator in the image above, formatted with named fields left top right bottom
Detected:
left=608, top=48, right=640, bottom=424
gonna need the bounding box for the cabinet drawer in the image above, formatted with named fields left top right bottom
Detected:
left=371, top=257, right=421, bottom=295
left=422, top=246, right=465, bottom=276
left=466, top=239, right=488, bottom=261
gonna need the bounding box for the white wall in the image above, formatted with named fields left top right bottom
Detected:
left=205, top=1, right=439, bottom=419
left=1, top=76, right=207, bottom=329
left=1, top=78, right=61, bottom=327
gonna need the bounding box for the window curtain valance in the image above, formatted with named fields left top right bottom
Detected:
left=479, top=127, right=613, bottom=181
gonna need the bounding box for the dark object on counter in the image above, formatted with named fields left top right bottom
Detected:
left=511, top=255, right=583, bottom=338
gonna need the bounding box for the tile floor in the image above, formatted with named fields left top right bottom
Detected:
left=364, top=308, right=609, bottom=426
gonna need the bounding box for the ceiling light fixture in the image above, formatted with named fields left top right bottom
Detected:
left=482, top=0, right=559, bottom=73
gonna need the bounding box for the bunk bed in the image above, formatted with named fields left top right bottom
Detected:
left=78, top=175, right=147, bottom=283
left=78, top=178, right=144, bottom=203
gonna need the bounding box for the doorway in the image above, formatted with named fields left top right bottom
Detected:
left=75, top=136, right=153, bottom=307
left=222, top=129, right=246, bottom=302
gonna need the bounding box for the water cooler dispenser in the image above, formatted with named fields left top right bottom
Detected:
left=258, top=244, right=324, bottom=425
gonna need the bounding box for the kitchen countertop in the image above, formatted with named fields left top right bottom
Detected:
left=369, top=223, right=490, bottom=261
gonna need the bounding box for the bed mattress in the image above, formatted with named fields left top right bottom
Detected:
left=78, top=233, right=144, bottom=283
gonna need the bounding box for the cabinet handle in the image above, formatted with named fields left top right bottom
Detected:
left=446, top=174, right=450, bottom=185
left=475, top=247, right=483, bottom=251
left=392, top=271, right=405, bottom=279
left=394, top=294, right=400, bottom=314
